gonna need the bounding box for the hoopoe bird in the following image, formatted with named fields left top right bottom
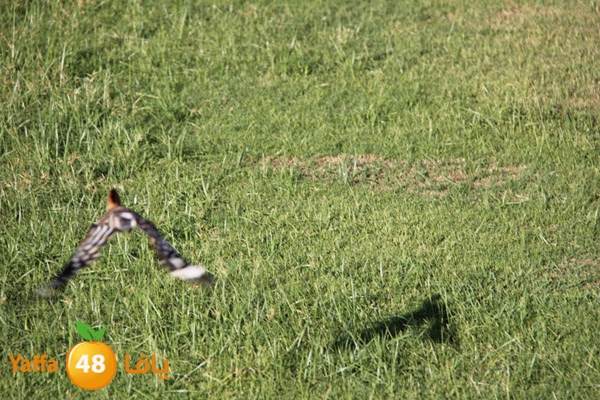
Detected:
left=39, top=189, right=211, bottom=296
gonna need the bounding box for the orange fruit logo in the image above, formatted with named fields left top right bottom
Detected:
left=65, top=322, right=117, bottom=390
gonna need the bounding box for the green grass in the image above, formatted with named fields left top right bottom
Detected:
left=2, top=0, right=600, bottom=398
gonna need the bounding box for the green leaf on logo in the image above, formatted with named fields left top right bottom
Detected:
left=75, top=321, right=97, bottom=341
left=93, top=328, right=106, bottom=341
left=74, top=322, right=107, bottom=341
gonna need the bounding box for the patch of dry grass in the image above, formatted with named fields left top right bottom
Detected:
left=258, top=155, right=527, bottom=196
left=547, top=257, right=600, bottom=289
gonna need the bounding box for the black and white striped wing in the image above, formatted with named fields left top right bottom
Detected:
left=41, top=222, right=116, bottom=293
left=133, top=214, right=211, bottom=282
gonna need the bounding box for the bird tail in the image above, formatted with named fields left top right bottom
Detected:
left=170, top=265, right=213, bottom=284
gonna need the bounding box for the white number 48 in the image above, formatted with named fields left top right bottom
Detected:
left=75, top=354, right=106, bottom=373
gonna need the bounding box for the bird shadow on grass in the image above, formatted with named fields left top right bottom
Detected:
left=332, top=294, right=456, bottom=350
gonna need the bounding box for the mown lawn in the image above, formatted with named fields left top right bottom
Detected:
left=1, top=0, right=599, bottom=398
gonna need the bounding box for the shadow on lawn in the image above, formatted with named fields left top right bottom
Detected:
left=332, top=294, right=456, bottom=349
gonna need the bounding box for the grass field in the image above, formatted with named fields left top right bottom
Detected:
left=1, top=0, right=600, bottom=398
